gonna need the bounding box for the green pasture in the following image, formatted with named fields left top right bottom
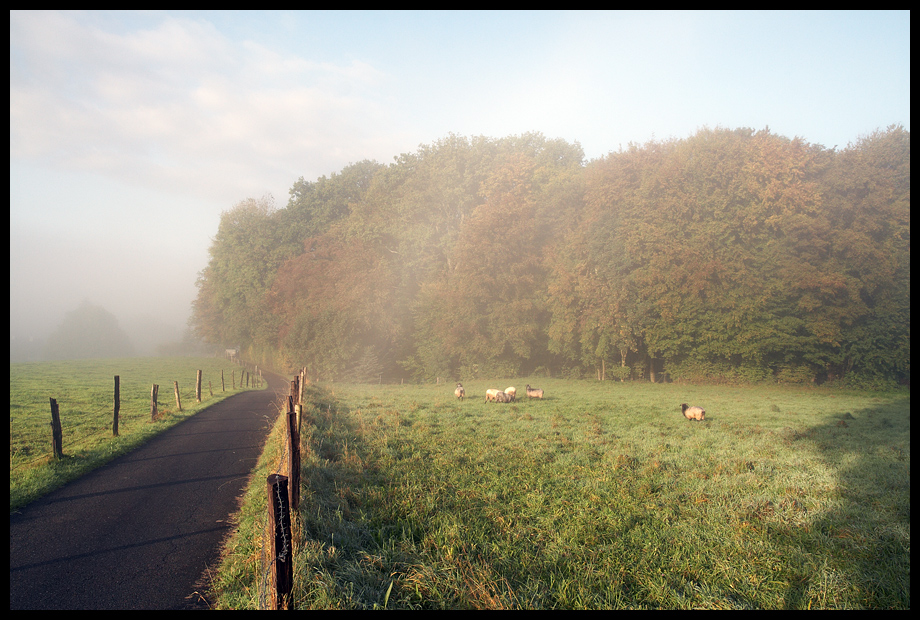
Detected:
left=212, top=378, right=909, bottom=610
left=10, top=357, right=263, bottom=511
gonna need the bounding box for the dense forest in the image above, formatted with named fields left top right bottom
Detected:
left=192, top=126, right=909, bottom=387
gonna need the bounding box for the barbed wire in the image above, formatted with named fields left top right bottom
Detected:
left=258, top=394, right=293, bottom=610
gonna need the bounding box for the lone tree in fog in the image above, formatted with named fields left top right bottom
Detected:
left=43, top=301, right=135, bottom=360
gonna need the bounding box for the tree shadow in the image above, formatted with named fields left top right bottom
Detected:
left=781, top=394, right=910, bottom=609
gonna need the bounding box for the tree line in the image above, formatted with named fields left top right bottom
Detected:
left=192, top=126, right=909, bottom=386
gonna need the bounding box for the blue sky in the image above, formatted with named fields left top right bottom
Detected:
left=9, top=10, right=910, bottom=351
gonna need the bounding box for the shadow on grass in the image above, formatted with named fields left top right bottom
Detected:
left=782, top=395, right=910, bottom=609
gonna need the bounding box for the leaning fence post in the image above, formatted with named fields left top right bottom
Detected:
left=49, top=397, right=63, bottom=459
left=174, top=381, right=182, bottom=412
left=267, top=474, right=293, bottom=610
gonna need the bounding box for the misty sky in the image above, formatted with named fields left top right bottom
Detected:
left=9, top=10, right=910, bottom=351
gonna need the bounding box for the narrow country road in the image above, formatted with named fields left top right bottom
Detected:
left=10, top=370, right=291, bottom=610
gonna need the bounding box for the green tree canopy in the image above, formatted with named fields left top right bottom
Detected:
left=192, top=128, right=909, bottom=386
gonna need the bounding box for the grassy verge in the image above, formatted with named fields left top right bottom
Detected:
left=211, top=379, right=909, bottom=609
left=10, top=357, right=263, bottom=512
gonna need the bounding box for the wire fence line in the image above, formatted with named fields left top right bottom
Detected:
left=10, top=366, right=260, bottom=470
left=257, top=376, right=305, bottom=610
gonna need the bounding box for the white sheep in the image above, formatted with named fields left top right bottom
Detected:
left=485, top=388, right=501, bottom=402
left=525, top=385, right=544, bottom=399
left=681, top=403, right=705, bottom=421
left=454, top=383, right=465, bottom=401
left=504, top=386, right=516, bottom=402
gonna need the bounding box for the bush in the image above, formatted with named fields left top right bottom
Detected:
left=774, top=365, right=817, bottom=385
left=607, top=364, right=631, bottom=381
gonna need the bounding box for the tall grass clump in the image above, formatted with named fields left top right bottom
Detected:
left=10, top=357, right=262, bottom=511
left=212, top=378, right=909, bottom=609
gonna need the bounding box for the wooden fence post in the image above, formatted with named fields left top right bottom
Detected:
left=286, top=394, right=301, bottom=512
left=221, top=369, right=225, bottom=392
left=267, top=474, right=293, bottom=610
left=232, top=370, right=236, bottom=389
left=174, top=381, right=182, bottom=412
left=299, top=367, right=305, bottom=404
left=49, top=397, right=63, bottom=459
left=113, top=375, right=120, bottom=437
left=209, top=380, right=213, bottom=397
left=151, top=384, right=159, bottom=420
left=196, top=370, right=202, bottom=403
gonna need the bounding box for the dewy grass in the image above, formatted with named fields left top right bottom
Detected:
left=10, top=357, right=264, bottom=512
left=212, top=379, right=909, bottom=609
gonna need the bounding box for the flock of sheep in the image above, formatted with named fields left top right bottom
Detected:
left=452, top=383, right=544, bottom=403
left=453, top=383, right=706, bottom=422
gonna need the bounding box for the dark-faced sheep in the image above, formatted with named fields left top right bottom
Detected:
left=525, top=385, right=544, bottom=399
left=455, top=383, right=465, bottom=401
left=681, top=403, right=705, bottom=421
left=504, top=387, right=516, bottom=402
left=494, top=390, right=512, bottom=403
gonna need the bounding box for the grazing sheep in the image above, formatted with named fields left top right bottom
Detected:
left=485, top=388, right=502, bottom=402
left=525, top=385, right=544, bottom=399
left=494, top=391, right=512, bottom=403
left=504, top=387, right=516, bottom=402
left=455, top=383, right=465, bottom=401
left=680, top=403, right=705, bottom=421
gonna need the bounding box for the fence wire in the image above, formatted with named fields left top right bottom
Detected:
left=258, top=394, right=294, bottom=610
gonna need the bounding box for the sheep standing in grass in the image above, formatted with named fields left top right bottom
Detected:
left=681, top=403, right=705, bottom=421
left=525, top=385, right=544, bottom=399
left=455, top=383, right=465, bottom=401
left=504, top=387, right=516, bottom=402
left=485, top=388, right=501, bottom=402
left=494, top=391, right=512, bottom=403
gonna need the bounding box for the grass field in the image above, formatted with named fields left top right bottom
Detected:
left=210, top=378, right=909, bottom=609
left=9, top=357, right=263, bottom=512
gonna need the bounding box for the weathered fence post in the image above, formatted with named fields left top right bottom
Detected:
left=196, top=370, right=202, bottom=403
left=174, top=381, right=182, bottom=412
left=267, top=474, right=293, bottom=610
left=151, top=384, right=159, bottom=420
left=49, top=397, right=63, bottom=459
left=286, top=392, right=301, bottom=512
left=209, top=380, right=213, bottom=397
left=113, top=375, right=120, bottom=437
left=232, top=370, right=236, bottom=389
left=291, top=375, right=302, bottom=429
left=299, top=367, right=305, bottom=404
left=221, top=369, right=225, bottom=392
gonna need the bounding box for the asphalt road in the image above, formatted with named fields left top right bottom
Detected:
left=10, top=370, right=290, bottom=610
